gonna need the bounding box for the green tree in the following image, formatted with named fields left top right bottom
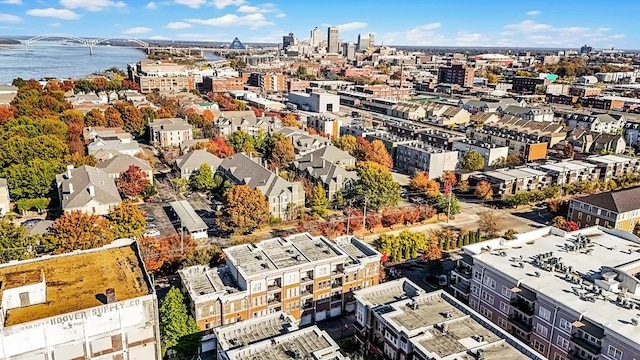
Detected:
left=309, top=184, right=329, bottom=217
left=159, top=287, right=202, bottom=357
left=190, top=164, right=222, bottom=192
left=228, top=130, right=256, bottom=155
left=0, top=219, right=37, bottom=263
left=180, top=246, right=223, bottom=268
left=108, top=202, right=147, bottom=239
left=460, top=150, right=485, bottom=171
left=217, top=185, right=270, bottom=234
left=352, top=161, right=401, bottom=211
left=433, top=194, right=461, bottom=215
left=1, top=159, right=62, bottom=200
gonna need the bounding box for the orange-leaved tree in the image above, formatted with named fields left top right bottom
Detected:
left=138, top=234, right=196, bottom=274
left=282, top=114, right=299, bottom=127
left=366, top=139, right=393, bottom=170
left=190, top=136, right=235, bottom=158
left=45, top=211, right=114, bottom=254
left=409, top=172, right=440, bottom=198
left=217, top=185, right=269, bottom=234
left=117, top=165, right=150, bottom=199
left=474, top=180, right=494, bottom=200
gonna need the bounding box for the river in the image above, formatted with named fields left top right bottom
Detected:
left=0, top=41, right=222, bottom=84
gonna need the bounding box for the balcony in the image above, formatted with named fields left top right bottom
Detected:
left=268, top=283, right=281, bottom=292
left=451, top=281, right=470, bottom=295
left=508, top=314, right=533, bottom=333
left=267, top=296, right=281, bottom=305
left=302, top=301, right=313, bottom=310
left=510, top=297, right=535, bottom=316
left=451, top=266, right=472, bottom=280
left=567, top=349, right=593, bottom=360
left=571, top=334, right=602, bottom=355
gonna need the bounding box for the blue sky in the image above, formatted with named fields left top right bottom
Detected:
left=0, top=0, right=636, bottom=48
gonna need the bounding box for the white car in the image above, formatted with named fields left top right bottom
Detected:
left=143, top=229, right=160, bottom=237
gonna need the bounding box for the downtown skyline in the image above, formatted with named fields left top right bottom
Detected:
left=0, top=0, right=638, bottom=49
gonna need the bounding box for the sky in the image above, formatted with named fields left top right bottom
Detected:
left=0, top=0, right=637, bottom=49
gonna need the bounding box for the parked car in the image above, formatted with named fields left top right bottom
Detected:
left=146, top=223, right=157, bottom=229
left=143, top=229, right=160, bottom=237
left=144, top=215, right=155, bottom=222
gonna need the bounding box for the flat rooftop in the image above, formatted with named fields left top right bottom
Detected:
left=224, top=326, right=346, bottom=360
left=215, top=312, right=297, bottom=351
left=540, top=160, right=596, bottom=172
left=0, top=241, right=151, bottom=326
left=414, top=318, right=501, bottom=358
left=464, top=226, right=640, bottom=344
left=354, top=278, right=424, bottom=308
left=385, top=296, right=466, bottom=331
left=333, top=235, right=380, bottom=265
left=586, top=154, right=634, bottom=164
left=178, top=265, right=239, bottom=299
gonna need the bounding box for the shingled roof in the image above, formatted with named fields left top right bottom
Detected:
left=574, top=187, right=640, bottom=213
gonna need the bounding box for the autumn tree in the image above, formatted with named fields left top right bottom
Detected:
left=268, top=136, right=295, bottom=170
left=460, top=150, right=485, bottom=171
left=282, top=114, right=299, bottom=127
left=116, top=165, right=150, bottom=199
left=217, top=185, right=269, bottom=234
left=478, top=210, right=499, bottom=238
left=334, top=134, right=358, bottom=155
left=105, top=107, right=124, bottom=127
left=108, top=202, right=147, bottom=239
left=433, top=194, right=461, bottom=215
left=180, top=246, right=224, bottom=268
left=352, top=161, right=401, bottom=211
left=458, top=180, right=470, bottom=193
left=309, top=184, right=329, bottom=217
left=84, top=108, right=107, bottom=127
left=227, top=130, right=256, bottom=155
left=0, top=219, right=37, bottom=263
left=44, top=211, right=114, bottom=254
left=382, top=207, right=404, bottom=227
left=353, top=137, right=372, bottom=161
left=423, top=235, right=443, bottom=262
left=474, top=180, right=494, bottom=200
left=366, top=139, right=393, bottom=169
left=190, top=164, right=221, bottom=192
left=374, top=230, right=427, bottom=262
left=159, top=287, right=202, bottom=356
left=440, top=171, right=457, bottom=187
left=117, top=103, right=145, bottom=135
left=409, top=172, right=440, bottom=198
left=0, top=106, right=14, bottom=124
left=552, top=216, right=567, bottom=229
left=191, top=136, right=235, bottom=158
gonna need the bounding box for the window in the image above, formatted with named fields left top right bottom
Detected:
left=556, top=335, right=570, bottom=350
left=533, top=340, right=545, bottom=354
left=480, top=306, right=492, bottom=318
left=483, top=276, right=496, bottom=289
left=536, top=323, right=549, bottom=337
left=559, top=318, right=572, bottom=333
left=473, top=270, right=482, bottom=281
left=553, top=354, right=566, bottom=360
left=578, top=212, right=582, bottom=219
left=538, top=306, right=552, bottom=321
left=586, top=215, right=591, bottom=222
left=607, top=345, right=623, bottom=360
left=499, top=301, right=509, bottom=314
left=481, top=291, right=494, bottom=304
left=501, top=286, right=512, bottom=298
left=497, top=317, right=508, bottom=328
left=471, top=285, right=480, bottom=296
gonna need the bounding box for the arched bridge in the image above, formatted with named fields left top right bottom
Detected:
left=22, top=33, right=149, bottom=55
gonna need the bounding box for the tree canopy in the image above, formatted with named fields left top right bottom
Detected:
left=0, top=219, right=37, bottom=263
left=352, top=161, right=401, bottom=211
left=190, top=137, right=234, bottom=158
left=217, top=185, right=270, bottom=234
left=189, top=164, right=222, bottom=192
left=116, top=165, right=149, bottom=199
left=159, top=287, right=202, bottom=357
left=45, top=211, right=114, bottom=254
left=267, top=136, right=295, bottom=170
left=108, top=202, right=147, bottom=239
left=460, top=150, right=485, bottom=171
left=309, top=184, right=329, bottom=217
left=409, top=172, right=440, bottom=198
left=227, top=130, right=256, bottom=155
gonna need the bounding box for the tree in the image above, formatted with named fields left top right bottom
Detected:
left=564, top=142, right=575, bottom=159
left=382, top=208, right=404, bottom=227
left=460, top=150, right=485, bottom=171
left=365, top=140, right=393, bottom=169
left=217, top=185, right=269, bottom=234
left=409, top=172, right=440, bottom=198
left=373, top=231, right=427, bottom=262
left=84, top=108, right=107, bottom=127
left=475, top=180, right=494, bottom=200
left=563, top=221, right=580, bottom=232
left=353, top=137, right=372, bottom=161
left=282, top=114, right=299, bottom=127
left=105, top=107, right=123, bottom=128
left=440, top=171, right=457, bottom=187
left=159, top=287, right=202, bottom=357
left=190, top=137, right=234, bottom=158
left=433, top=194, right=461, bottom=215
left=458, top=180, right=470, bottom=193
left=45, top=211, right=114, bottom=254
left=180, top=246, right=223, bottom=268
left=334, top=135, right=357, bottom=155
left=108, top=202, right=146, bottom=239
left=423, top=234, right=442, bottom=262
left=116, top=165, right=150, bottom=199
left=309, top=184, right=329, bottom=217
left=1, top=159, right=62, bottom=200
left=0, top=106, right=14, bottom=124
left=228, top=130, right=256, bottom=155
left=268, top=136, right=295, bottom=170
left=552, top=216, right=567, bottom=229
left=352, top=161, right=401, bottom=211
left=0, top=219, right=37, bottom=263
left=118, top=104, right=145, bottom=136
left=190, top=164, right=221, bottom=192
left=478, top=210, right=499, bottom=238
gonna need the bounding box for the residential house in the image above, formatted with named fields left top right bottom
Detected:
left=469, top=112, right=501, bottom=125
left=623, top=121, right=640, bottom=146
left=471, top=167, right=550, bottom=197
left=84, top=126, right=141, bottom=159
left=277, top=128, right=331, bottom=156
left=452, top=139, right=510, bottom=167
left=423, top=103, right=471, bottom=126
left=0, top=178, right=9, bottom=216
left=585, top=154, right=640, bottom=181
left=395, top=142, right=459, bottom=178
left=56, top=165, right=122, bottom=215
left=214, top=115, right=282, bottom=137
left=568, top=187, right=640, bottom=231
left=96, top=154, right=153, bottom=184
left=218, top=153, right=305, bottom=219
left=564, top=112, right=626, bottom=134
left=149, top=117, right=193, bottom=147
left=389, top=101, right=426, bottom=120
left=567, top=129, right=626, bottom=154
left=306, top=116, right=342, bottom=138
left=174, top=150, right=223, bottom=179
left=538, top=160, right=600, bottom=186
left=339, top=124, right=383, bottom=138
left=500, top=105, right=554, bottom=122
left=291, top=146, right=358, bottom=201
left=458, top=97, right=524, bottom=113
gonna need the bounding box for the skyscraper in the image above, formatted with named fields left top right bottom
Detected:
left=357, top=33, right=369, bottom=51
left=368, top=33, right=375, bottom=48
left=310, top=27, right=323, bottom=47
left=282, top=32, right=296, bottom=48
left=327, top=27, right=339, bottom=54
left=343, top=42, right=356, bottom=60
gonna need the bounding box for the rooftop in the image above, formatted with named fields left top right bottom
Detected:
left=463, top=226, right=640, bottom=345
left=354, top=278, right=424, bottom=308
left=170, top=200, right=208, bottom=232
left=214, top=311, right=298, bottom=351
left=0, top=240, right=151, bottom=326
left=571, top=186, right=640, bottom=213
left=178, top=265, right=239, bottom=300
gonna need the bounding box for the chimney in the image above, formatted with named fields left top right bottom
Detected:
left=106, top=288, right=116, bottom=303
left=66, top=164, right=74, bottom=179
left=68, top=183, right=74, bottom=194
left=88, top=185, right=95, bottom=196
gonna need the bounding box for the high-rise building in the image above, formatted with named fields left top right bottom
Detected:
left=368, top=33, right=375, bottom=48
left=327, top=27, right=339, bottom=54
left=437, top=64, right=475, bottom=87
left=580, top=44, right=593, bottom=54
left=342, top=42, right=356, bottom=61
left=357, top=33, right=369, bottom=51
left=310, top=27, right=323, bottom=47
left=282, top=32, right=296, bottom=49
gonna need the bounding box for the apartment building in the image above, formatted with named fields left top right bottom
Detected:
left=451, top=226, right=640, bottom=360
left=512, top=77, right=548, bottom=94
left=585, top=154, right=640, bottom=182
left=437, top=64, right=474, bottom=87
left=148, top=117, right=193, bottom=147
left=472, top=167, right=550, bottom=197
left=206, top=76, right=246, bottom=92
left=395, top=142, right=459, bottom=178
left=568, top=187, right=640, bottom=231
left=247, top=72, right=285, bottom=93
left=467, top=127, right=548, bottom=161
left=564, top=113, right=626, bottom=134
left=452, top=139, right=509, bottom=167
left=178, top=234, right=381, bottom=330
left=353, top=279, right=544, bottom=360
left=306, top=116, right=342, bottom=138
left=539, top=160, right=600, bottom=185
left=500, top=105, right=554, bottom=122
left=0, top=239, right=161, bottom=359
left=568, top=86, right=602, bottom=98
left=287, top=92, right=340, bottom=113
left=128, top=60, right=194, bottom=93
left=353, top=85, right=412, bottom=99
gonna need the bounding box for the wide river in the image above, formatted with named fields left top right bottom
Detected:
left=0, top=41, right=222, bottom=84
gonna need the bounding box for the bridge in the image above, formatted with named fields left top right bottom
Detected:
left=21, top=33, right=150, bottom=55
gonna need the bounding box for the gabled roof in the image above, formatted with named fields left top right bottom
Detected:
left=297, top=145, right=355, bottom=165
left=220, top=153, right=298, bottom=198
left=293, top=157, right=358, bottom=187
left=96, top=154, right=152, bottom=175
left=573, top=187, right=640, bottom=213
left=56, top=165, right=121, bottom=210
left=175, top=150, right=222, bottom=171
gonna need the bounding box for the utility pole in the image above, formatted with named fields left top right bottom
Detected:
left=446, top=182, right=452, bottom=224
left=362, top=196, right=367, bottom=232
left=180, top=220, right=184, bottom=254
left=346, top=199, right=352, bottom=235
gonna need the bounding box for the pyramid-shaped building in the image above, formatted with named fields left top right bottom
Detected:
left=229, top=37, right=246, bottom=50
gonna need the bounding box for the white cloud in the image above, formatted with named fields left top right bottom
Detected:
left=526, top=10, right=540, bottom=16
left=1, top=0, right=22, bottom=4
left=26, top=8, right=80, bottom=20
left=611, top=34, right=626, bottom=39
left=210, top=0, right=244, bottom=9
left=59, top=0, right=127, bottom=12
left=165, top=21, right=192, bottom=29
left=503, top=20, right=552, bottom=32
left=176, top=33, right=218, bottom=41
left=502, top=20, right=626, bottom=47
left=455, top=31, right=484, bottom=46
left=174, top=0, right=206, bottom=8
left=237, top=3, right=275, bottom=13
left=49, top=22, right=62, bottom=26
left=335, top=21, right=367, bottom=31
left=149, top=35, right=169, bottom=40
left=275, top=12, right=285, bottom=18
left=0, top=13, right=21, bottom=23
left=123, top=26, right=152, bottom=34
left=187, top=13, right=273, bottom=29
left=146, top=1, right=157, bottom=9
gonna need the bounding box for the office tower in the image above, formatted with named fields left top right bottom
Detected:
left=368, top=32, right=375, bottom=48
left=342, top=42, right=356, bottom=61
left=327, top=27, right=339, bottom=54
left=357, top=33, right=369, bottom=51
left=282, top=32, right=296, bottom=48
left=310, top=27, right=323, bottom=47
